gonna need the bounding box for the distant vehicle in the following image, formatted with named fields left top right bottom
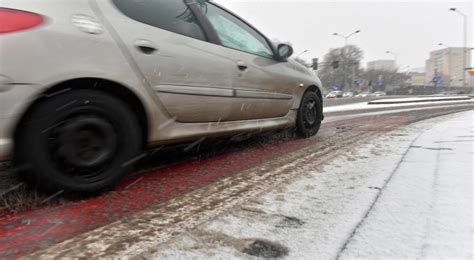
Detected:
left=326, top=91, right=344, bottom=98
left=0, top=0, right=324, bottom=193
left=343, top=92, right=354, bottom=98
left=355, top=92, right=371, bottom=98
left=371, top=91, right=387, bottom=97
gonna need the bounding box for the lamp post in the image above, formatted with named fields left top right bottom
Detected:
left=449, top=7, right=468, bottom=88
left=333, top=30, right=361, bottom=89
left=333, top=30, right=361, bottom=46
left=438, top=43, right=453, bottom=88
left=295, top=50, right=309, bottom=66
left=385, top=50, right=398, bottom=69
left=438, top=43, right=449, bottom=49
left=295, top=50, right=309, bottom=59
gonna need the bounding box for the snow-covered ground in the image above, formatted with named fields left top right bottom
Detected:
left=368, top=96, right=471, bottom=104
left=149, top=111, right=473, bottom=259
left=340, top=110, right=473, bottom=259
left=325, top=98, right=473, bottom=113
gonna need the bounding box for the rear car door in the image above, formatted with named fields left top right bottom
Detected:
left=96, top=0, right=237, bottom=123
left=201, top=3, right=296, bottom=120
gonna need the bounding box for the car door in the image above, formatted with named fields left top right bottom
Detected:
left=200, top=3, right=297, bottom=121
left=96, top=0, right=238, bottom=123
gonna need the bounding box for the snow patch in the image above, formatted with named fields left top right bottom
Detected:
left=151, top=111, right=473, bottom=259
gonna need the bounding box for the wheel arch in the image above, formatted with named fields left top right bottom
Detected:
left=13, top=78, right=149, bottom=149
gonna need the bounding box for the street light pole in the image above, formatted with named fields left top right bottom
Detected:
left=385, top=51, right=398, bottom=69
left=449, top=8, right=468, bottom=89
left=333, top=30, right=361, bottom=46
left=333, top=30, right=361, bottom=90
left=438, top=43, right=449, bottom=49
left=295, top=50, right=309, bottom=59
left=438, top=43, right=453, bottom=88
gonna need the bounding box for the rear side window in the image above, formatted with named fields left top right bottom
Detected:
left=112, top=0, right=206, bottom=41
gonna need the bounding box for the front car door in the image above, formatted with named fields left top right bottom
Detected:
left=97, top=0, right=238, bottom=123
left=199, top=2, right=297, bottom=121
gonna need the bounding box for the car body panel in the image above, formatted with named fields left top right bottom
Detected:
left=228, top=49, right=296, bottom=120
left=0, top=0, right=323, bottom=160
left=149, top=110, right=298, bottom=146
left=96, top=0, right=243, bottom=123
left=0, top=0, right=169, bottom=144
left=96, top=0, right=301, bottom=122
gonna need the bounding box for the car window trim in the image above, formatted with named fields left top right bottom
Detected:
left=183, top=0, right=221, bottom=44
left=111, top=0, right=216, bottom=43
left=196, top=1, right=278, bottom=60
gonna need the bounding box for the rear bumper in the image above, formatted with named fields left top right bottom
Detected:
left=0, top=84, right=43, bottom=161
left=0, top=137, right=12, bottom=161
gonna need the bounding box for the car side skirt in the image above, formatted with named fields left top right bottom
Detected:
left=146, top=110, right=297, bottom=146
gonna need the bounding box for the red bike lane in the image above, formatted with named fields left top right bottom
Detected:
left=0, top=133, right=316, bottom=258
left=0, top=114, right=410, bottom=259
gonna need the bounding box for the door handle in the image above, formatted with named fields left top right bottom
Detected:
left=135, top=39, right=157, bottom=55
left=237, top=61, right=248, bottom=71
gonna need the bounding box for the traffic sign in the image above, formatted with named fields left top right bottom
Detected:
left=432, top=76, right=442, bottom=83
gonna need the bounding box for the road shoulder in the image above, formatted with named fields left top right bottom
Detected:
left=340, top=110, right=473, bottom=259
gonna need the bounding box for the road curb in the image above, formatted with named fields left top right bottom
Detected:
left=368, top=96, right=471, bottom=105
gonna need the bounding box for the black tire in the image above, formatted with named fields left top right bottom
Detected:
left=296, top=91, right=322, bottom=138
left=15, top=89, right=142, bottom=194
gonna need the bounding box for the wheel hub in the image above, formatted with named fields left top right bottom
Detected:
left=304, top=101, right=317, bottom=125
left=55, top=116, right=117, bottom=168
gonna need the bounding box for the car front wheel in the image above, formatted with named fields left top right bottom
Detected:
left=296, top=91, right=322, bottom=138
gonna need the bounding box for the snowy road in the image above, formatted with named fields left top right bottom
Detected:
left=0, top=98, right=472, bottom=258
left=24, top=110, right=473, bottom=258
left=140, top=111, right=473, bottom=259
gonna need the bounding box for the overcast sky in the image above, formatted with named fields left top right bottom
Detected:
left=216, top=0, right=473, bottom=71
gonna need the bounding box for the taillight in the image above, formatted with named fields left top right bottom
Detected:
left=0, top=8, right=44, bottom=34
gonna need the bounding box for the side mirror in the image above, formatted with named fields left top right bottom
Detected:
left=276, top=44, right=293, bottom=61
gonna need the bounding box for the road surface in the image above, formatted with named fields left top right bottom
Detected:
left=0, top=96, right=472, bottom=258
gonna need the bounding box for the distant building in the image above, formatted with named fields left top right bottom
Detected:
left=425, top=47, right=472, bottom=87
left=409, top=67, right=426, bottom=73
left=406, top=72, right=426, bottom=86
left=367, top=60, right=396, bottom=71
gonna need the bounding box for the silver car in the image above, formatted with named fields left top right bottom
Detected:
left=0, top=0, right=324, bottom=193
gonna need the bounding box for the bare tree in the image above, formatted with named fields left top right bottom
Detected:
left=318, top=45, right=363, bottom=91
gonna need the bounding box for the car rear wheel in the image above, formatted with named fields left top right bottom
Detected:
left=15, top=89, right=142, bottom=194
left=296, top=91, right=322, bottom=138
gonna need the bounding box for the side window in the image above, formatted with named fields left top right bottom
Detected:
left=203, top=4, right=274, bottom=58
left=112, top=0, right=205, bottom=41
